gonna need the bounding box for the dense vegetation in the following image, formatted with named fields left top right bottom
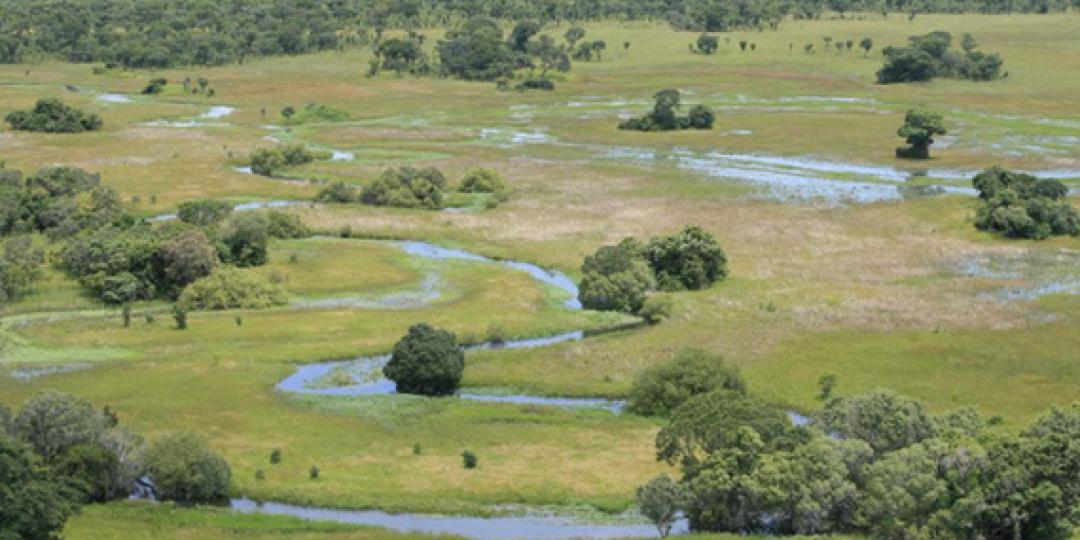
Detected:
left=4, top=98, right=102, bottom=133
left=636, top=371, right=1080, bottom=539
left=619, top=89, right=715, bottom=132
left=578, top=226, right=728, bottom=314
left=249, top=145, right=316, bottom=177
left=383, top=323, right=465, bottom=396
left=362, top=167, right=449, bottom=209
left=973, top=166, right=1079, bottom=239
left=877, top=31, right=1003, bottom=83
left=1, top=391, right=230, bottom=539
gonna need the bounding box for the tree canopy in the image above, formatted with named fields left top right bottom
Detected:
left=383, top=323, right=466, bottom=396
left=973, top=166, right=1079, bottom=239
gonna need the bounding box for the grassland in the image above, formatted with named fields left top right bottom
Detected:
left=2, top=12, right=1080, bottom=539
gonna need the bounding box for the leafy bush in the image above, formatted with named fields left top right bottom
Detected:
left=462, top=450, right=478, bottom=469
left=694, top=34, right=719, bottom=54
left=248, top=144, right=313, bottom=177
left=619, top=89, right=714, bottom=132
left=176, top=199, right=233, bottom=225
left=362, top=167, right=448, bottom=209
left=178, top=266, right=287, bottom=310
left=4, top=99, right=102, bottom=133
left=459, top=168, right=507, bottom=193
left=578, top=238, right=656, bottom=313
left=266, top=210, right=311, bottom=239
left=0, top=236, right=44, bottom=302
left=515, top=78, right=555, bottom=90
left=627, top=348, right=746, bottom=417
left=645, top=226, right=728, bottom=291
left=878, top=31, right=1003, bottom=83
left=638, top=295, right=673, bottom=324
left=221, top=213, right=270, bottom=267
left=145, top=431, right=230, bottom=504
left=315, top=182, right=360, bottom=203
left=141, top=78, right=167, bottom=94
left=383, top=323, right=464, bottom=396
left=973, top=166, right=1078, bottom=239
left=160, top=230, right=218, bottom=294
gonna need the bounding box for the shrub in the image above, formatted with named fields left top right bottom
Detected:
left=309, top=465, right=320, bottom=479
left=462, top=450, right=478, bottom=469
left=687, top=105, right=715, bottom=129
left=160, top=230, right=218, bottom=294
left=145, top=431, right=230, bottom=504
left=695, top=34, right=719, bottom=54
left=4, top=98, right=102, bottom=133
left=578, top=238, right=656, bottom=313
left=639, top=296, right=673, bottom=324
left=266, top=210, right=312, bottom=238
left=459, top=168, right=507, bottom=193
left=141, top=78, right=167, bottom=94
left=179, top=267, right=287, bottom=310
left=315, top=182, right=360, bottom=203
left=383, top=323, right=465, bottom=396
left=248, top=144, right=313, bottom=177
left=177, top=199, right=233, bottom=225
left=362, top=167, right=448, bottom=209
left=644, top=226, right=728, bottom=291
left=0, top=235, right=45, bottom=303
left=515, top=78, right=555, bottom=90
left=172, top=304, right=188, bottom=329
left=627, top=348, right=746, bottom=417
left=619, top=89, right=714, bottom=132
left=270, top=448, right=282, bottom=464
left=636, top=475, right=686, bottom=538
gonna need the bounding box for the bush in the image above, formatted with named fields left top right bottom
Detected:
left=160, top=230, right=218, bottom=294
left=619, top=89, right=714, bottom=132
left=248, top=144, right=313, bottom=177
left=639, top=296, right=673, bottom=324
left=4, top=98, right=102, bottom=133
left=266, top=210, right=311, bottom=239
left=383, top=323, right=465, bottom=396
left=645, top=226, right=728, bottom=291
left=0, top=235, right=45, bottom=303
left=362, top=167, right=448, bottom=209
left=459, top=168, right=507, bottom=193
left=315, top=182, right=360, bottom=204
left=145, top=432, right=230, bottom=504
left=462, top=450, right=478, bottom=469
left=141, top=78, right=167, bottom=94
left=687, top=105, right=715, bottom=129
left=179, top=267, right=287, bottom=310
left=515, top=78, right=555, bottom=90
left=177, top=199, right=233, bottom=225
left=877, top=31, right=1003, bottom=84
left=578, top=238, right=656, bottom=313
left=627, top=348, right=746, bottom=417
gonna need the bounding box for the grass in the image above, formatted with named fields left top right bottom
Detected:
left=3, top=12, right=1080, bottom=537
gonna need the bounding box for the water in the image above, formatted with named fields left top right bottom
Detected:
left=959, top=251, right=1080, bottom=302
left=787, top=410, right=811, bottom=426
left=7, top=363, right=91, bottom=382
left=97, top=93, right=132, bottom=103
left=230, top=499, right=684, bottom=540
left=201, top=106, right=236, bottom=119
left=398, top=241, right=581, bottom=309
left=148, top=200, right=305, bottom=222
left=331, top=150, right=355, bottom=161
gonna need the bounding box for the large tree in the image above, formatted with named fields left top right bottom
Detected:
left=383, top=324, right=465, bottom=396
left=0, top=433, right=77, bottom=540
left=895, top=109, right=947, bottom=159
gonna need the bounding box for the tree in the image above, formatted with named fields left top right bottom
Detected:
left=695, top=34, right=719, bottom=54
left=577, top=238, right=656, bottom=314
left=53, top=443, right=120, bottom=503
left=375, top=37, right=426, bottom=75
left=508, top=21, right=540, bottom=52
left=620, top=90, right=714, bottom=132
left=860, top=37, right=873, bottom=55
left=644, top=226, right=728, bottom=291
left=972, top=166, right=1079, bottom=239
left=960, top=32, right=978, bottom=52
left=564, top=26, right=585, bottom=49
left=176, top=199, right=233, bottom=225
left=0, top=235, right=45, bottom=302
left=178, top=267, right=287, bottom=310
left=636, top=475, right=686, bottom=537
left=4, top=98, right=102, bottom=133
left=524, top=35, right=570, bottom=78
left=146, top=431, right=231, bottom=504
left=361, top=167, right=448, bottom=209
left=221, top=213, right=269, bottom=267
left=161, top=230, right=217, bottom=293
left=14, top=391, right=105, bottom=464
left=436, top=18, right=516, bottom=81
left=816, top=389, right=937, bottom=453
left=383, top=324, right=465, bottom=396
left=266, top=210, right=311, bottom=239
left=459, top=168, right=507, bottom=193
left=0, top=433, right=77, bottom=540
left=687, top=105, right=715, bottom=129
left=315, top=182, right=360, bottom=203
left=895, top=108, right=946, bottom=159
left=627, top=348, right=746, bottom=417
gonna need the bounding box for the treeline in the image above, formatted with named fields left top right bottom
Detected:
left=630, top=350, right=1080, bottom=539
left=1, top=0, right=1075, bottom=67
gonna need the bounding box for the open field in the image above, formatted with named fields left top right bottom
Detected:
left=3, top=12, right=1080, bottom=539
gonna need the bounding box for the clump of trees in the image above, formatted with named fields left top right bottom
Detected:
left=178, top=266, right=287, bottom=310
left=4, top=98, right=102, bottom=133
left=458, top=167, right=509, bottom=203
left=383, top=323, right=465, bottom=396
left=691, top=34, right=719, bottom=54
left=1, top=391, right=230, bottom=538
left=877, top=31, right=1003, bottom=83
left=315, top=182, right=361, bottom=204
left=973, top=166, right=1078, bottom=239
left=280, top=103, right=351, bottom=124
left=619, top=90, right=715, bottom=132
left=637, top=381, right=1080, bottom=539
left=249, top=144, right=315, bottom=177
left=369, top=32, right=430, bottom=77
left=578, top=226, right=728, bottom=315
left=895, top=108, right=946, bottom=159
left=362, top=167, right=448, bottom=209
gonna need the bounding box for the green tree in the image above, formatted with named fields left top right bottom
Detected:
left=361, top=167, right=448, bottom=209
left=53, top=443, right=120, bottom=503
left=178, top=267, right=287, bottom=310
left=176, top=199, right=233, bottom=225
left=4, top=98, right=102, bottom=133
left=14, top=391, right=105, bottom=464
left=0, top=235, right=44, bottom=302
left=145, top=431, right=231, bottom=504
left=507, top=21, right=540, bottom=52
left=459, top=168, right=507, bottom=193
left=627, top=348, right=746, bottom=417
left=695, top=34, right=719, bottom=54
left=436, top=18, right=516, bottom=81
left=221, top=213, right=270, bottom=267
left=315, top=182, right=360, bottom=203
left=383, top=324, right=465, bottom=396
left=160, top=230, right=218, bottom=293
left=0, top=433, right=77, bottom=540
left=564, top=26, right=586, bottom=49
left=636, top=475, right=686, bottom=537
left=860, top=37, right=873, bottom=55
left=817, top=388, right=938, bottom=453
left=644, top=226, right=728, bottom=291
left=895, top=108, right=946, bottom=159
left=577, top=238, right=656, bottom=313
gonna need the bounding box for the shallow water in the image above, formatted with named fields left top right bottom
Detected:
left=201, top=106, right=236, bottom=119
left=230, top=499, right=683, bottom=540
left=148, top=200, right=305, bottom=222
left=97, top=93, right=132, bottom=103
left=7, top=363, right=92, bottom=381
left=959, top=251, right=1080, bottom=301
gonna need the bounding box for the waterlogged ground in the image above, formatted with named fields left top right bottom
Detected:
left=4, top=14, right=1080, bottom=539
